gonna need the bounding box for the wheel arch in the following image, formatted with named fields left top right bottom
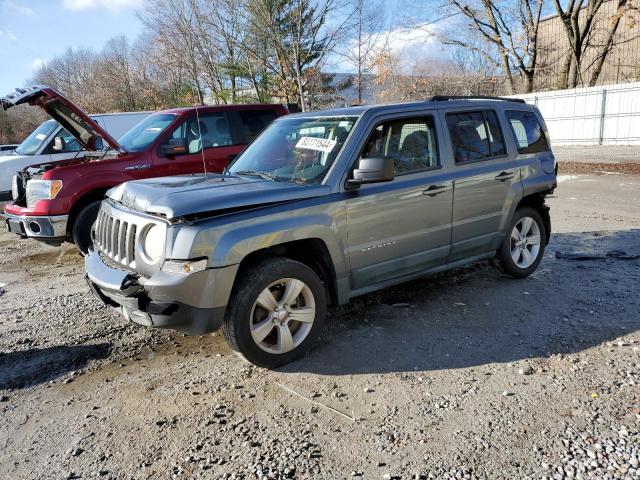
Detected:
left=66, top=188, right=110, bottom=238
left=515, top=193, right=551, bottom=245
left=234, top=238, right=340, bottom=306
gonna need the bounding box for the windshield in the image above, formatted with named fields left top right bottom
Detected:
left=118, top=113, right=177, bottom=152
left=228, top=116, right=357, bottom=184
left=15, top=120, right=58, bottom=156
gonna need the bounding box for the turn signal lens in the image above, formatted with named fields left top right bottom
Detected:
left=162, top=258, right=208, bottom=275
left=49, top=179, right=63, bottom=198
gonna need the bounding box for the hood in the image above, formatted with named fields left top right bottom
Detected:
left=1, top=86, right=124, bottom=153
left=108, top=174, right=332, bottom=220
left=0, top=152, right=22, bottom=163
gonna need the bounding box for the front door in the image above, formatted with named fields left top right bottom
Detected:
left=158, top=113, right=244, bottom=175
left=443, top=109, right=520, bottom=262
left=346, top=114, right=453, bottom=291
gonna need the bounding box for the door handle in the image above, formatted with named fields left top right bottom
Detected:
left=423, top=185, right=447, bottom=196
left=495, top=171, right=515, bottom=181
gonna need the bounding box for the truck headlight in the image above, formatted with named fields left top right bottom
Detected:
left=11, top=175, right=19, bottom=200
left=142, top=224, right=165, bottom=262
left=26, top=179, right=63, bottom=208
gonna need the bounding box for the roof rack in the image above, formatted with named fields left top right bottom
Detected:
left=429, top=95, right=526, bottom=104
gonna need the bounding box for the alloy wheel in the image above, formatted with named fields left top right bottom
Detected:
left=249, top=278, right=316, bottom=354
left=510, top=216, right=542, bottom=268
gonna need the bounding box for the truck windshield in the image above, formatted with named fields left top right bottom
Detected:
left=228, top=116, right=357, bottom=184
left=118, top=113, right=177, bottom=152
left=14, top=120, right=58, bottom=156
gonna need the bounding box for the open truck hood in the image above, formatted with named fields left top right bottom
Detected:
left=0, top=86, right=124, bottom=153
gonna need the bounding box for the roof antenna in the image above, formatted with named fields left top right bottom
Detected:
left=194, top=103, right=207, bottom=177
left=191, top=85, right=207, bottom=177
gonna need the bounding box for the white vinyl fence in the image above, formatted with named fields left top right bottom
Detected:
left=514, top=82, right=640, bottom=146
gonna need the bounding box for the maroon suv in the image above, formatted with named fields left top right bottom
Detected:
left=2, top=86, right=288, bottom=251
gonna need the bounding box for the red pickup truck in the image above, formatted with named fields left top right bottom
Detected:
left=1, top=86, right=288, bottom=252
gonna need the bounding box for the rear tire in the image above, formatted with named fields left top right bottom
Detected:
left=496, top=206, right=546, bottom=279
left=222, top=257, right=326, bottom=369
left=71, top=200, right=101, bottom=254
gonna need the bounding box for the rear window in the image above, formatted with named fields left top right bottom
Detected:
left=506, top=110, right=549, bottom=154
left=238, top=110, right=278, bottom=142
left=446, top=110, right=506, bottom=163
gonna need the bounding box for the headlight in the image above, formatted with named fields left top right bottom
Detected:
left=25, top=179, right=63, bottom=208
left=142, top=224, right=165, bottom=262
left=11, top=175, right=19, bottom=200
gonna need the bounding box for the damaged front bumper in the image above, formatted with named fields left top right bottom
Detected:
left=84, top=250, right=238, bottom=335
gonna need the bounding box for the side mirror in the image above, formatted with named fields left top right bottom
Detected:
left=159, top=138, right=188, bottom=158
left=84, top=135, right=105, bottom=151
left=53, top=136, right=65, bottom=151
left=348, top=156, right=394, bottom=185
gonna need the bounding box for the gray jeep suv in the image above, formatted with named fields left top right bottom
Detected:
left=85, top=96, right=556, bottom=368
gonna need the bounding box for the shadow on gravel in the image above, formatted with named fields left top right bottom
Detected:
left=0, top=343, right=111, bottom=390
left=280, top=229, right=640, bottom=376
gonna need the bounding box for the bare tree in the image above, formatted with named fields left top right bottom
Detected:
left=552, top=0, right=634, bottom=88
left=342, top=0, right=384, bottom=104
left=245, top=0, right=354, bottom=110
left=443, top=0, right=544, bottom=94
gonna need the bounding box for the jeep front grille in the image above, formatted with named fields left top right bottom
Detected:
left=94, top=209, right=137, bottom=267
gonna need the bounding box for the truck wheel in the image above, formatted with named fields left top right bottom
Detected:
left=222, top=257, right=326, bottom=369
left=496, top=206, right=546, bottom=279
left=71, top=200, right=101, bottom=254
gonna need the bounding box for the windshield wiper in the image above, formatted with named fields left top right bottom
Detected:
left=233, top=170, right=278, bottom=181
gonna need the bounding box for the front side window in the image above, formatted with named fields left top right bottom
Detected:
left=361, top=116, right=440, bottom=175
left=228, top=116, right=357, bottom=184
left=506, top=110, right=549, bottom=154
left=446, top=110, right=506, bottom=163
left=14, top=120, right=58, bottom=156
left=118, top=113, right=177, bottom=152
left=238, top=110, right=278, bottom=142
left=164, top=113, right=233, bottom=154
left=44, top=127, right=81, bottom=154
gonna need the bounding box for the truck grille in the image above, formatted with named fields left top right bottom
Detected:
left=94, top=208, right=137, bottom=268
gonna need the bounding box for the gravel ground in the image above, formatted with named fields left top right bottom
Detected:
left=0, top=173, right=639, bottom=480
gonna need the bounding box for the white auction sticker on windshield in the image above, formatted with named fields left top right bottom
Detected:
left=295, top=136, right=337, bottom=153
left=35, top=134, right=46, bottom=140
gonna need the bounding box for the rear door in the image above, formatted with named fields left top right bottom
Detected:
left=443, top=108, right=521, bottom=262
left=346, top=112, right=453, bottom=291
left=232, top=108, right=279, bottom=144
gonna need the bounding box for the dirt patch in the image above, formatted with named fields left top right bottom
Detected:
left=559, top=161, right=640, bottom=176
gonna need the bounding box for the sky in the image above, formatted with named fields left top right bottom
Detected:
left=0, top=0, right=446, bottom=95
left=0, top=0, right=143, bottom=93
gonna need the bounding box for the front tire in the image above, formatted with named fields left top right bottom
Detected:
left=71, top=200, right=101, bottom=254
left=222, top=257, right=326, bottom=368
left=496, top=207, right=546, bottom=278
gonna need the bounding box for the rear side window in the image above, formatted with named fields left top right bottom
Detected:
left=446, top=110, right=506, bottom=163
left=361, top=116, right=439, bottom=175
left=506, top=110, right=549, bottom=154
left=238, top=110, right=278, bottom=142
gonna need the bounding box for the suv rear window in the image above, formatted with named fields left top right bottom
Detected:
left=506, top=110, right=549, bottom=154
left=239, top=110, right=278, bottom=142
left=446, top=110, right=506, bottom=163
